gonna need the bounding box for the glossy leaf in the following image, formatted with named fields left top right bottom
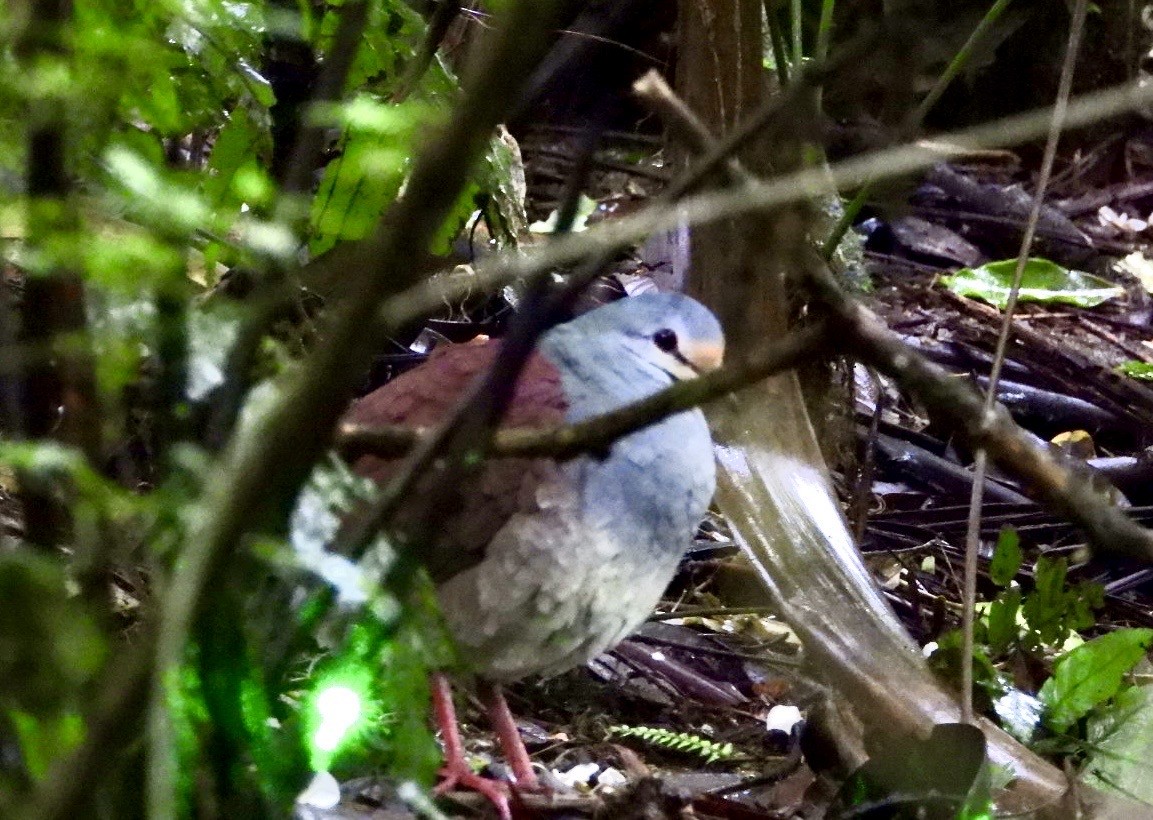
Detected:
left=941, top=258, right=1123, bottom=309
left=307, top=98, right=430, bottom=255
left=1039, top=628, right=1153, bottom=733
left=204, top=106, right=270, bottom=211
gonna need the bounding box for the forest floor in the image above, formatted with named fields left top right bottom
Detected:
left=321, top=121, right=1153, bottom=819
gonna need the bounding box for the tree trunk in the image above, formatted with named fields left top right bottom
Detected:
left=670, top=1, right=1119, bottom=813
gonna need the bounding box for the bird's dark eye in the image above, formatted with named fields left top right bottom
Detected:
left=653, top=328, right=678, bottom=352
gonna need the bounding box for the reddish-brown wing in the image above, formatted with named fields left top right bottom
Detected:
left=344, top=341, right=570, bottom=579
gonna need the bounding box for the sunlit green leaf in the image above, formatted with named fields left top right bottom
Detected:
left=104, top=146, right=212, bottom=235
left=1115, top=360, right=1153, bottom=381
left=204, top=107, right=267, bottom=209
left=941, top=258, right=1123, bottom=309
left=1039, top=628, right=1153, bottom=733
left=309, top=135, right=408, bottom=255
left=316, top=94, right=431, bottom=135
left=112, top=127, right=166, bottom=170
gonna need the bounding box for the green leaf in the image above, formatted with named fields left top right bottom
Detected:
left=987, top=587, right=1022, bottom=655
left=104, top=146, right=212, bottom=236
left=1019, top=556, right=1102, bottom=648
left=478, top=127, right=528, bottom=245
left=1066, top=581, right=1105, bottom=634
left=1039, top=628, right=1153, bottom=733
left=316, top=94, right=431, bottom=135
left=1115, top=361, right=1153, bottom=381
left=941, top=258, right=1124, bottom=309
left=203, top=106, right=266, bottom=209
left=1084, top=684, right=1153, bottom=803
left=989, top=526, right=1022, bottom=586
left=307, top=100, right=429, bottom=255
left=10, top=710, right=85, bottom=780
left=309, top=142, right=406, bottom=255
left=928, top=629, right=1002, bottom=700
left=1022, top=556, right=1070, bottom=645
left=0, top=554, right=107, bottom=716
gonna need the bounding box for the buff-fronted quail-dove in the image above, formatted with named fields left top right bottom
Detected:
left=344, top=292, right=723, bottom=817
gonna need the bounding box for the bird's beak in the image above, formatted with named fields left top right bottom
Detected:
left=680, top=340, right=725, bottom=374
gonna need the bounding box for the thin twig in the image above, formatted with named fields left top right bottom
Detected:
left=822, top=0, right=1017, bottom=259
left=851, top=367, right=884, bottom=542
left=368, top=76, right=1153, bottom=345
left=806, top=262, right=1153, bottom=565
left=960, top=0, right=1089, bottom=725
left=790, top=0, right=803, bottom=67
left=908, top=0, right=1014, bottom=128
left=392, top=1, right=462, bottom=103
left=337, top=323, right=827, bottom=462
left=145, top=4, right=566, bottom=816
left=634, top=71, right=751, bottom=186
left=277, top=1, right=370, bottom=200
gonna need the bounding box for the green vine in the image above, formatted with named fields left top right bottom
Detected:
left=609, top=724, right=735, bottom=764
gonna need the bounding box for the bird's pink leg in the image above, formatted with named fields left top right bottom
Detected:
left=430, top=673, right=512, bottom=820
left=477, top=680, right=539, bottom=789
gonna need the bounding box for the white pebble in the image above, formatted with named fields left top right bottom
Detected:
left=296, top=771, right=341, bottom=809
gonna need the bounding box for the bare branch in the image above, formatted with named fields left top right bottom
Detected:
left=145, top=3, right=568, bottom=815
left=277, top=0, right=370, bottom=200
left=960, top=0, right=1091, bottom=723
left=807, top=261, right=1153, bottom=564
left=392, top=1, right=462, bottom=103
left=24, top=636, right=154, bottom=820
left=368, top=77, right=1153, bottom=345
left=337, top=322, right=827, bottom=461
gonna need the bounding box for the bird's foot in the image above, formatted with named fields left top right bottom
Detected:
left=432, top=675, right=544, bottom=818
left=434, top=763, right=513, bottom=820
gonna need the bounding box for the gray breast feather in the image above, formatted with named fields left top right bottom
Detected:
left=437, top=407, right=714, bottom=682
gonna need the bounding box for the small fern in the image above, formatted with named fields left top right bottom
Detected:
left=609, top=724, right=735, bottom=764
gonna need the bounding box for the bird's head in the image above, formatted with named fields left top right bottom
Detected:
left=563, top=292, right=725, bottom=381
